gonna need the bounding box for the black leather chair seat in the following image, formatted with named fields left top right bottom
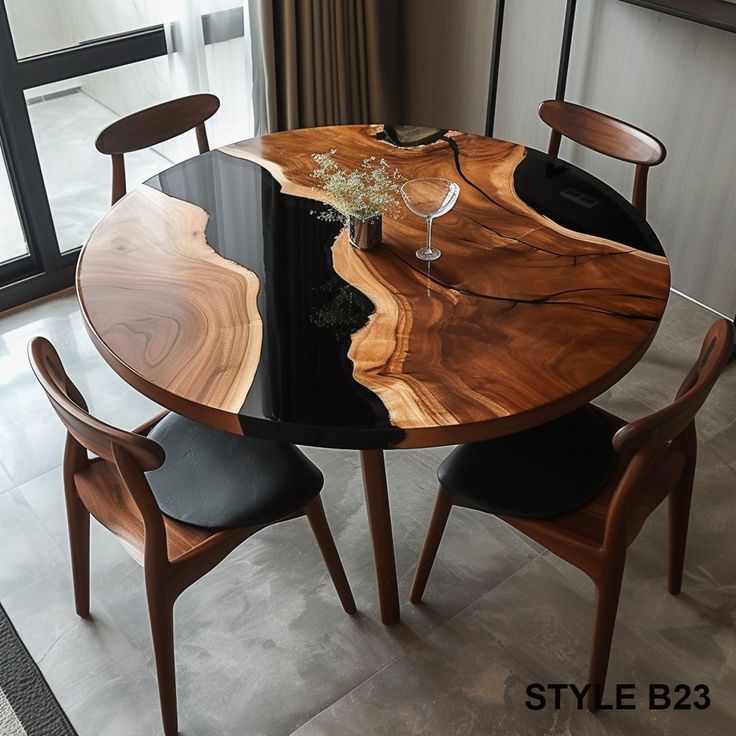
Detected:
left=146, top=414, right=323, bottom=529
left=438, top=406, right=618, bottom=519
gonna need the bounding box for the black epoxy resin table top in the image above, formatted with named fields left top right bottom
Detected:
left=77, top=124, right=669, bottom=449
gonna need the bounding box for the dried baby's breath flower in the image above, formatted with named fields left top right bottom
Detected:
left=310, top=150, right=405, bottom=222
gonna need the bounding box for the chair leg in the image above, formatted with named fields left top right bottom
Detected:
left=146, top=584, right=179, bottom=736
left=65, top=495, right=90, bottom=618
left=63, top=448, right=90, bottom=619
left=304, top=496, right=356, bottom=615
left=668, top=440, right=697, bottom=595
left=668, top=478, right=695, bottom=596
left=410, top=486, right=453, bottom=604
left=586, top=561, right=625, bottom=711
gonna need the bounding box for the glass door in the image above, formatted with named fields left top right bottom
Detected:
left=0, top=1, right=170, bottom=309
left=0, top=142, right=27, bottom=267
left=0, top=1, right=248, bottom=310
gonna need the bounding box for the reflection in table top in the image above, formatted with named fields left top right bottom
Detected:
left=77, top=124, right=670, bottom=449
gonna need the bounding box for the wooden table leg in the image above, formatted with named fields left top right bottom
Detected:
left=360, top=449, right=400, bottom=625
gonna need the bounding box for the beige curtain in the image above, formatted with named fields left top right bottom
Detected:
left=249, top=0, right=401, bottom=132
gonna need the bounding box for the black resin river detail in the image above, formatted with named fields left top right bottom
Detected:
left=77, top=124, right=670, bottom=449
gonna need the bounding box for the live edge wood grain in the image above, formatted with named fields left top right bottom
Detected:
left=222, top=125, right=669, bottom=445
left=79, top=125, right=669, bottom=448
left=77, top=186, right=262, bottom=435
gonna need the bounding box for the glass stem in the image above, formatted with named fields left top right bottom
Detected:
left=425, top=216, right=433, bottom=254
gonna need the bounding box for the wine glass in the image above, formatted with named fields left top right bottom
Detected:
left=400, top=178, right=460, bottom=261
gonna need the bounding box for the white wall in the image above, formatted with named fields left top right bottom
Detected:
left=405, top=0, right=736, bottom=316
left=4, top=0, right=75, bottom=58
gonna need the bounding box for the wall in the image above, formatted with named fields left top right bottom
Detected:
left=404, top=0, right=736, bottom=317
left=403, top=0, right=495, bottom=132
left=4, top=0, right=75, bottom=59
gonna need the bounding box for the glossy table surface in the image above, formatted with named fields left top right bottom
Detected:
left=77, top=124, right=670, bottom=450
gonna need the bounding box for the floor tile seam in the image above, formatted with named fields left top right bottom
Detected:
left=45, top=588, right=166, bottom=706
left=285, top=644, right=410, bottom=735
left=1, top=471, right=74, bottom=602
left=0, top=456, right=14, bottom=487
left=287, top=554, right=543, bottom=734
left=290, top=550, right=539, bottom=734
left=453, top=553, right=548, bottom=615
left=0, top=487, right=134, bottom=677
left=699, top=439, right=736, bottom=481
left=531, top=550, right=733, bottom=656
left=75, top=585, right=168, bottom=697
left=594, top=382, right=660, bottom=413
left=440, top=525, right=542, bottom=568
left=52, top=649, right=152, bottom=700
left=408, top=544, right=541, bottom=633
left=7, top=462, right=63, bottom=491
left=417, top=545, right=545, bottom=643
left=4, top=568, right=158, bottom=703
left=464, top=514, right=543, bottom=561
left=410, top=474, right=446, bottom=501
left=705, top=413, right=736, bottom=447
left=16, top=467, right=68, bottom=560
left=394, top=476, right=549, bottom=562
left=35, top=618, right=85, bottom=667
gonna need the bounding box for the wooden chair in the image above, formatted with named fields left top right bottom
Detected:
left=28, top=336, right=355, bottom=736
left=95, top=93, right=220, bottom=205
left=538, top=99, right=666, bottom=217
left=411, top=319, right=734, bottom=711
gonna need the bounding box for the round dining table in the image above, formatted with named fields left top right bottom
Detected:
left=77, top=124, right=670, bottom=625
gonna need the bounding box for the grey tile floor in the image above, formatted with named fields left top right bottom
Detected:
left=0, top=290, right=735, bottom=735
left=0, top=91, right=171, bottom=263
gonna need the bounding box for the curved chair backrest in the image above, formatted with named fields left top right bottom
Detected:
left=614, top=319, right=734, bottom=457
left=605, top=318, right=734, bottom=546
left=29, top=337, right=164, bottom=470
left=538, top=99, right=666, bottom=217
left=28, top=335, right=170, bottom=557
left=95, top=93, right=220, bottom=205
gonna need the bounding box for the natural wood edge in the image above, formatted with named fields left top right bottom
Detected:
left=332, top=231, right=470, bottom=428
left=78, top=126, right=670, bottom=447
left=327, top=139, right=667, bottom=433
left=496, top=146, right=668, bottom=263
left=387, top=311, right=661, bottom=448
left=220, top=138, right=327, bottom=203
left=220, top=125, right=463, bottom=208
left=77, top=185, right=263, bottom=417
left=222, top=127, right=665, bottom=265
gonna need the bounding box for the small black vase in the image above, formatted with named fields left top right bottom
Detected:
left=348, top=213, right=382, bottom=250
